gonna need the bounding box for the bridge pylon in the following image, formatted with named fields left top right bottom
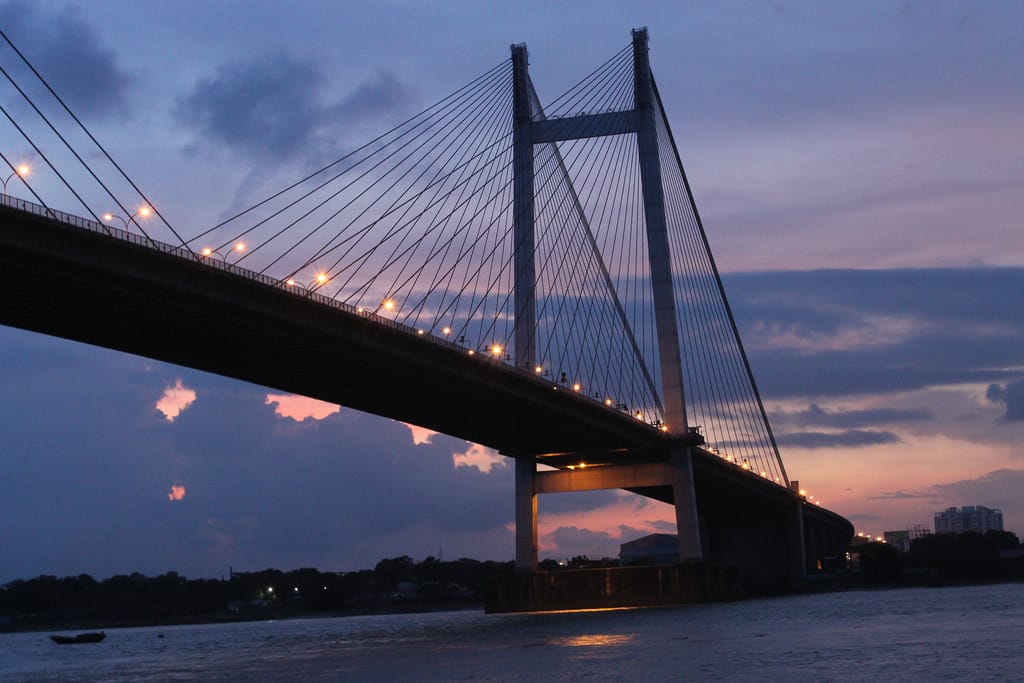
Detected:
left=510, top=28, right=702, bottom=571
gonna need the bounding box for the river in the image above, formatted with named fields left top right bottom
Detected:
left=2, top=583, right=1022, bottom=681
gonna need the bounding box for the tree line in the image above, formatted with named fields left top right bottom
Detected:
left=0, top=556, right=516, bottom=629
left=857, top=530, right=1024, bottom=582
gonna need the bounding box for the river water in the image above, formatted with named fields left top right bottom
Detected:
left=2, top=583, right=1022, bottom=681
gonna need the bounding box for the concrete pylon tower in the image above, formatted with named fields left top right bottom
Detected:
left=510, top=29, right=703, bottom=571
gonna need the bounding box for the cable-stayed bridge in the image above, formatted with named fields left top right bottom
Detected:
left=0, top=28, right=851, bottom=608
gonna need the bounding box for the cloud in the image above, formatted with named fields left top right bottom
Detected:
left=777, top=430, right=900, bottom=449
left=175, top=53, right=411, bottom=161
left=985, top=380, right=1024, bottom=422
left=168, top=485, right=186, bottom=502
left=928, top=469, right=1024, bottom=512
left=546, top=526, right=618, bottom=559
left=779, top=403, right=933, bottom=429
left=265, top=393, right=339, bottom=421
left=402, top=422, right=438, bottom=445
left=0, top=0, right=132, bottom=119
left=728, top=268, right=1024, bottom=399
left=155, top=379, right=197, bottom=422
left=867, top=490, right=937, bottom=501
left=452, top=443, right=506, bottom=473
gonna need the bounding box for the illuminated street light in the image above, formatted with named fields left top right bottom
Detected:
left=315, top=272, right=329, bottom=284
left=604, top=398, right=613, bottom=406
left=536, top=366, right=544, bottom=375
left=490, top=344, right=503, bottom=356
left=200, top=247, right=228, bottom=263
left=103, top=205, right=152, bottom=233
left=572, top=383, right=581, bottom=392
left=382, top=299, right=396, bottom=311
left=442, top=327, right=452, bottom=336
left=1, top=164, right=29, bottom=196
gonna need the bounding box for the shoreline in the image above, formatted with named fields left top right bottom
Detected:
left=6, top=574, right=1023, bottom=635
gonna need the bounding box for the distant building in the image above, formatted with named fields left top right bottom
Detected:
left=619, top=533, right=678, bottom=565
left=883, top=524, right=932, bottom=553
left=883, top=530, right=911, bottom=553
left=934, top=506, right=1004, bottom=535
left=908, top=523, right=931, bottom=540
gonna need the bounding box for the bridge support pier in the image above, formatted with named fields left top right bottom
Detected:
left=671, top=448, right=703, bottom=562
left=517, top=452, right=704, bottom=569
left=515, top=458, right=538, bottom=571
left=790, top=500, right=807, bottom=579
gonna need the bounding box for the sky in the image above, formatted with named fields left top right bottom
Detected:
left=1, top=0, right=1023, bottom=582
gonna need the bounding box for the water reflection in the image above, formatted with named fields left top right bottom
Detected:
left=553, top=634, right=634, bottom=647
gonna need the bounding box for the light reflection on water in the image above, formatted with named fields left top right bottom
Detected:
left=1, top=583, right=1023, bottom=682
left=553, top=633, right=634, bottom=647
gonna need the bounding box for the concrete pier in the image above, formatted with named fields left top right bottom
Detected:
left=486, top=563, right=739, bottom=613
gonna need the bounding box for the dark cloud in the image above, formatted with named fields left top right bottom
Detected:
left=726, top=267, right=1024, bottom=399
left=547, top=526, right=618, bottom=559
left=985, top=380, right=1024, bottom=423
left=779, top=403, right=933, bottom=429
left=776, top=430, right=900, bottom=449
left=929, top=469, right=1024, bottom=512
left=175, top=53, right=411, bottom=160
left=0, top=0, right=131, bottom=119
left=868, top=490, right=937, bottom=501
left=867, top=470, right=1024, bottom=527
left=845, top=513, right=881, bottom=523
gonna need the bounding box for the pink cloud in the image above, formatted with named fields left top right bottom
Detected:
left=155, top=379, right=197, bottom=421
left=265, top=393, right=340, bottom=421
left=401, top=422, right=439, bottom=445
left=168, top=484, right=186, bottom=502
left=452, top=443, right=506, bottom=473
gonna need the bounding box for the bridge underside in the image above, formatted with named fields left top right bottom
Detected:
left=0, top=205, right=667, bottom=459
left=1, top=205, right=853, bottom=585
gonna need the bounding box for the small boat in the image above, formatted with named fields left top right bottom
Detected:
left=49, top=631, right=105, bottom=644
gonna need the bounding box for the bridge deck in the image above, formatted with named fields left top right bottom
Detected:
left=0, top=200, right=851, bottom=537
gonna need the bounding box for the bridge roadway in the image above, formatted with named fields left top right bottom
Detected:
left=0, top=199, right=852, bottom=576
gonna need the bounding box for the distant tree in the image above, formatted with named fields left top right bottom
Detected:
left=374, top=556, right=415, bottom=589
left=859, top=542, right=902, bottom=581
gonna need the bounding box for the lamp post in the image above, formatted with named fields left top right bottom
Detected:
left=199, top=247, right=227, bottom=262
left=103, top=206, right=151, bottom=233
left=199, top=242, right=247, bottom=264
left=1, top=164, right=30, bottom=196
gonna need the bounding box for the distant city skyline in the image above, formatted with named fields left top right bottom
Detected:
left=1, top=1, right=1023, bottom=582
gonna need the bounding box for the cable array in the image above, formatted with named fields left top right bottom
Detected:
left=0, top=30, right=188, bottom=250
left=653, top=79, right=787, bottom=483
left=0, top=28, right=789, bottom=477
left=192, top=50, right=664, bottom=422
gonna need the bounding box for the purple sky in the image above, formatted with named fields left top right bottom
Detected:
left=1, top=1, right=1023, bottom=582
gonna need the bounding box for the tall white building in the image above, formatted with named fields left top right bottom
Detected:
left=934, top=506, right=1004, bottom=534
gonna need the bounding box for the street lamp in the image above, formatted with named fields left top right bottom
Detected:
left=1, top=164, right=30, bottom=196
left=199, top=242, right=247, bottom=263
left=200, top=247, right=227, bottom=262
left=103, top=206, right=151, bottom=233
